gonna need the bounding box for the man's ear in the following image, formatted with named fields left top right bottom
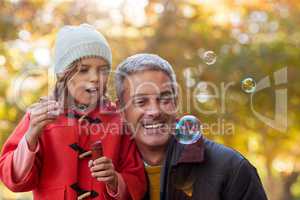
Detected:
left=174, top=93, right=179, bottom=107
left=120, top=110, right=126, bottom=120
left=173, top=90, right=180, bottom=113
left=115, top=99, right=125, bottom=116
left=173, top=82, right=180, bottom=107
left=116, top=100, right=127, bottom=126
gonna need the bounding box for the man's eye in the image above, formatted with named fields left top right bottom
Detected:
left=159, top=95, right=173, bottom=104
left=133, top=99, right=146, bottom=107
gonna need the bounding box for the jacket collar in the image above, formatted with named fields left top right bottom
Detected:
left=170, top=135, right=205, bottom=167
left=159, top=135, right=205, bottom=200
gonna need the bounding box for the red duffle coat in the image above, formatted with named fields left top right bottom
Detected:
left=0, top=104, right=146, bottom=200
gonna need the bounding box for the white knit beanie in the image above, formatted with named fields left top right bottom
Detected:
left=53, top=23, right=112, bottom=74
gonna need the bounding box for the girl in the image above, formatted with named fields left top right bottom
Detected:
left=0, top=24, right=146, bottom=200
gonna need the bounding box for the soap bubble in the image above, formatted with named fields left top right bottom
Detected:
left=185, top=78, right=196, bottom=88
left=175, top=115, right=202, bottom=144
left=241, top=77, right=256, bottom=93
left=195, top=92, right=210, bottom=103
left=202, top=51, right=217, bottom=65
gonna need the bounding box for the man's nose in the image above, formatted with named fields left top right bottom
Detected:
left=145, top=101, right=161, bottom=117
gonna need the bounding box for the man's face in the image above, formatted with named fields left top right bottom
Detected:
left=122, top=70, right=177, bottom=149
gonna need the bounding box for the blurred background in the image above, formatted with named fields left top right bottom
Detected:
left=0, top=0, right=300, bottom=199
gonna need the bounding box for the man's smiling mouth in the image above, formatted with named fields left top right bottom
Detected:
left=140, top=120, right=170, bottom=135
left=143, top=123, right=165, bottom=129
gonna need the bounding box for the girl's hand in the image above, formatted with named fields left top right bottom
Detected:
left=25, top=100, right=61, bottom=150
left=89, top=157, right=118, bottom=192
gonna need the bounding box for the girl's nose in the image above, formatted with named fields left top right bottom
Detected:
left=89, top=70, right=99, bottom=82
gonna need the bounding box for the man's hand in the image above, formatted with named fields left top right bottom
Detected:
left=89, top=157, right=118, bottom=192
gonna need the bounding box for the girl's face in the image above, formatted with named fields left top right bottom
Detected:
left=67, top=57, right=110, bottom=106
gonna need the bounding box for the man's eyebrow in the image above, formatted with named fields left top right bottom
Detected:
left=131, top=93, right=149, bottom=98
left=159, top=90, right=174, bottom=96
left=131, top=90, right=174, bottom=98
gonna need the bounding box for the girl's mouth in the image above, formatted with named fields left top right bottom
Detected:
left=85, top=88, right=98, bottom=95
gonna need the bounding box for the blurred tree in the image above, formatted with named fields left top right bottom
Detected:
left=0, top=0, right=299, bottom=199
left=143, top=0, right=300, bottom=199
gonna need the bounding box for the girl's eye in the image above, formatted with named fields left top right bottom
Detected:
left=79, top=68, right=88, bottom=73
left=98, top=67, right=110, bottom=75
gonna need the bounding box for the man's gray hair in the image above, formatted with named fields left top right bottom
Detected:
left=115, top=53, right=177, bottom=105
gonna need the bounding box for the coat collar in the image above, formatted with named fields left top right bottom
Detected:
left=160, top=135, right=206, bottom=200
left=169, top=135, right=205, bottom=167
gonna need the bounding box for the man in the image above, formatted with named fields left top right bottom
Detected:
left=115, top=53, right=268, bottom=200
